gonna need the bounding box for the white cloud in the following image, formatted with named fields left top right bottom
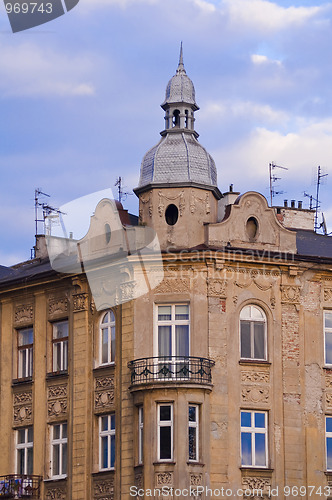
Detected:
left=193, top=0, right=216, bottom=13
left=251, top=54, right=282, bottom=66
left=0, top=42, right=98, bottom=97
left=201, top=99, right=289, bottom=125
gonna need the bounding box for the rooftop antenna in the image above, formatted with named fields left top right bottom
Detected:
left=269, top=162, right=288, bottom=206
left=33, top=188, right=65, bottom=258
left=115, top=177, right=132, bottom=204
left=303, top=166, right=328, bottom=232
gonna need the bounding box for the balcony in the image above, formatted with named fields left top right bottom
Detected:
left=128, top=356, right=215, bottom=388
left=0, top=475, right=42, bottom=499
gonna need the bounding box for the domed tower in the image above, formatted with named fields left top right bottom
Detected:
left=134, top=45, right=222, bottom=249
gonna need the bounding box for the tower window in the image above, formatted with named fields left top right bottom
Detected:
left=105, top=223, right=111, bottom=244
left=185, top=110, right=189, bottom=128
left=165, top=204, right=179, bottom=226
left=173, top=110, right=180, bottom=127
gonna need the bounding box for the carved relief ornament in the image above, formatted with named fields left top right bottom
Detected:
left=158, top=190, right=185, bottom=217
left=281, top=285, right=301, bottom=304
left=155, top=278, right=190, bottom=294
left=48, top=297, right=68, bottom=318
left=324, top=288, right=332, bottom=302
left=45, top=487, right=66, bottom=500
left=242, top=477, right=271, bottom=492
left=241, top=371, right=270, bottom=384
left=47, top=384, right=68, bottom=420
left=94, top=478, right=114, bottom=499
left=73, top=293, right=88, bottom=312
left=14, top=304, right=33, bottom=325
left=13, top=391, right=32, bottom=425
left=241, top=387, right=269, bottom=404
left=155, top=472, right=173, bottom=486
left=207, top=279, right=227, bottom=298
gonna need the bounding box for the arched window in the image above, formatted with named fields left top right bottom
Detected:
left=240, top=305, right=267, bottom=360
left=100, top=310, right=116, bottom=365
left=173, top=110, right=180, bottom=127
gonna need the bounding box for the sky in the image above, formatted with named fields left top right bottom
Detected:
left=1, top=0, right=332, bottom=265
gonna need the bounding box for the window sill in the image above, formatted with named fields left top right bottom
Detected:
left=239, top=360, right=271, bottom=366
left=187, top=462, right=205, bottom=467
left=240, top=467, right=273, bottom=473
left=93, top=364, right=115, bottom=373
left=92, top=470, right=115, bottom=477
left=153, top=461, right=176, bottom=466
left=46, top=371, right=69, bottom=380
left=44, top=477, right=67, bottom=482
left=12, top=377, right=33, bottom=386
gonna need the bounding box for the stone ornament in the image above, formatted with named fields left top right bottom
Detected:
left=241, top=371, right=270, bottom=384
left=326, top=393, right=332, bottom=407
left=207, top=279, right=227, bottom=298
left=94, top=478, right=114, bottom=499
left=13, top=391, right=32, bottom=425
left=190, top=189, right=210, bottom=214
left=155, top=278, right=190, bottom=294
left=242, top=387, right=269, bottom=404
left=190, top=473, right=203, bottom=486
left=48, top=385, right=67, bottom=399
left=95, top=376, right=114, bottom=390
left=47, top=384, right=68, bottom=420
left=140, top=192, right=152, bottom=219
left=73, top=293, right=89, bottom=312
left=95, top=376, right=115, bottom=412
left=155, top=472, right=173, bottom=486
left=158, top=190, right=185, bottom=217
left=135, top=472, right=143, bottom=489
left=14, top=304, right=33, bottom=325
left=324, top=289, right=332, bottom=302
left=242, top=477, right=271, bottom=491
left=281, top=285, right=301, bottom=304
left=45, top=487, right=66, bottom=500
left=48, top=297, right=68, bottom=318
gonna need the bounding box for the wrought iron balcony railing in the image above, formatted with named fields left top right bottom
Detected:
left=128, top=356, right=215, bottom=386
left=0, top=475, right=42, bottom=499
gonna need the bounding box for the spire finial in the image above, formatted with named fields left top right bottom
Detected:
left=176, top=42, right=186, bottom=74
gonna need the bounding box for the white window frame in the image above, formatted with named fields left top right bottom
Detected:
left=99, top=414, right=116, bottom=471
left=326, top=416, right=332, bottom=470
left=324, top=311, right=332, bottom=366
left=15, top=427, right=33, bottom=475
left=239, top=305, right=267, bottom=361
left=154, top=304, right=190, bottom=357
left=240, top=410, right=268, bottom=468
left=17, top=328, right=33, bottom=379
left=99, top=310, right=116, bottom=366
left=157, top=403, right=173, bottom=462
left=188, top=404, right=199, bottom=462
left=138, top=406, right=144, bottom=465
left=52, top=320, right=68, bottom=372
left=51, top=423, right=67, bottom=479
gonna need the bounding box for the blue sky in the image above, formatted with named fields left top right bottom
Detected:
left=1, top=0, right=332, bottom=265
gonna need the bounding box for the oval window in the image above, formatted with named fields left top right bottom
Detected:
left=105, top=223, right=111, bottom=244
left=246, top=217, right=258, bottom=240
left=165, top=204, right=179, bottom=226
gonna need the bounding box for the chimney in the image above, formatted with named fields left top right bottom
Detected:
left=298, top=201, right=303, bottom=209
left=291, top=200, right=295, bottom=208
left=284, top=200, right=288, bottom=207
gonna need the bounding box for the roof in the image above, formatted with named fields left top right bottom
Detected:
left=296, top=230, right=332, bottom=259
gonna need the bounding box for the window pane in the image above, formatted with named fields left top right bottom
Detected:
left=101, top=416, right=108, bottom=431
left=176, top=325, right=189, bottom=357
left=102, top=328, right=109, bottom=364
left=189, top=406, right=196, bottom=422
left=240, top=322, right=251, bottom=358
left=18, top=429, right=26, bottom=444
left=158, top=306, right=171, bottom=321
left=241, top=411, right=251, bottom=428
left=255, top=433, right=266, bottom=466
left=327, top=437, right=332, bottom=469
left=102, top=436, right=108, bottom=469
left=63, top=340, right=68, bottom=370
left=254, top=323, right=265, bottom=359
left=240, top=306, right=251, bottom=319
left=241, top=432, right=252, bottom=466
left=53, top=321, right=68, bottom=339
left=327, top=417, right=332, bottom=433
left=62, top=423, right=67, bottom=438
left=326, top=313, right=332, bottom=328
left=189, top=427, right=197, bottom=460
left=54, top=343, right=61, bottom=371
left=160, top=405, right=171, bottom=421
left=111, top=326, right=115, bottom=362
left=160, top=427, right=171, bottom=459
left=27, top=447, right=33, bottom=475
left=251, top=306, right=264, bottom=319
left=255, top=412, right=265, bottom=428
left=102, top=312, right=109, bottom=324
left=158, top=326, right=171, bottom=357
left=27, top=427, right=33, bottom=442
left=326, top=332, right=332, bottom=364
left=62, top=443, right=67, bottom=475
left=175, top=305, right=189, bottom=320
left=53, top=425, right=60, bottom=440
left=53, top=444, right=60, bottom=476
left=111, top=435, right=115, bottom=468
left=18, top=329, right=33, bottom=346
left=111, top=415, right=115, bottom=430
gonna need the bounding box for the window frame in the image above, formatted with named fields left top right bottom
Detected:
left=154, top=303, right=190, bottom=357
left=240, top=410, right=268, bottom=468
left=324, top=311, right=332, bottom=366
left=17, top=327, right=33, bottom=379
left=138, top=406, right=144, bottom=465
left=52, top=320, right=69, bottom=373
left=188, top=404, right=199, bottom=462
left=239, top=305, right=267, bottom=361
left=326, top=416, right=332, bottom=471
left=15, top=427, right=33, bottom=475
left=99, top=310, right=116, bottom=366
left=50, top=422, right=67, bottom=479
left=157, top=403, right=173, bottom=462
left=99, top=414, right=116, bottom=471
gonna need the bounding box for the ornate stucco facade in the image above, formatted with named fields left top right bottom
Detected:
left=1, top=49, right=332, bottom=500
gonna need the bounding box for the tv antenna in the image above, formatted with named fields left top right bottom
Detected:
left=303, top=166, right=328, bottom=232
left=34, top=188, right=66, bottom=257
left=269, top=162, right=288, bottom=206
left=115, top=177, right=132, bottom=204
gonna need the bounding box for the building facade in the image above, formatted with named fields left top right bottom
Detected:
left=1, top=49, right=332, bottom=500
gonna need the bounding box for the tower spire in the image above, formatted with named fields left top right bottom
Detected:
left=177, top=41, right=185, bottom=75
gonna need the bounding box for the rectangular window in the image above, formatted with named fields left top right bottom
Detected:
left=326, top=416, right=332, bottom=470
left=100, top=311, right=116, bottom=365
left=156, top=304, right=189, bottom=378
left=241, top=411, right=268, bottom=467
left=18, top=328, right=33, bottom=379
left=325, top=312, right=332, bottom=365
left=138, top=406, right=143, bottom=465
left=188, top=405, right=199, bottom=462
left=52, top=320, right=68, bottom=372
left=99, top=414, right=115, bottom=471
left=16, top=427, right=33, bottom=475
left=158, top=404, right=173, bottom=461
left=51, top=423, right=67, bottom=479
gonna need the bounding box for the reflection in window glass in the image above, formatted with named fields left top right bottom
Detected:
left=240, top=411, right=267, bottom=467
left=240, top=306, right=267, bottom=360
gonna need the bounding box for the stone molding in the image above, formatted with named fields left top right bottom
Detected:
left=93, top=478, right=114, bottom=500
left=241, top=371, right=270, bottom=384
left=13, top=391, right=32, bottom=426
left=48, top=297, right=68, bottom=318
left=45, top=487, right=66, bottom=500
left=324, top=288, right=332, bottom=302
left=155, top=278, right=190, bottom=294
left=155, top=472, right=173, bottom=487
left=14, top=304, right=33, bottom=325
left=241, top=387, right=270, bottom=404
left=47, top=384, right=68, bottom=420
left=242, top=476, right=271, bottom=492
left=207, top=279, right=227, bottom=298
left=281, top=285, right=300, bottom=304
left=73, top=293, right=89, bottom=312
left=95, top=376, right=115, bottom=412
